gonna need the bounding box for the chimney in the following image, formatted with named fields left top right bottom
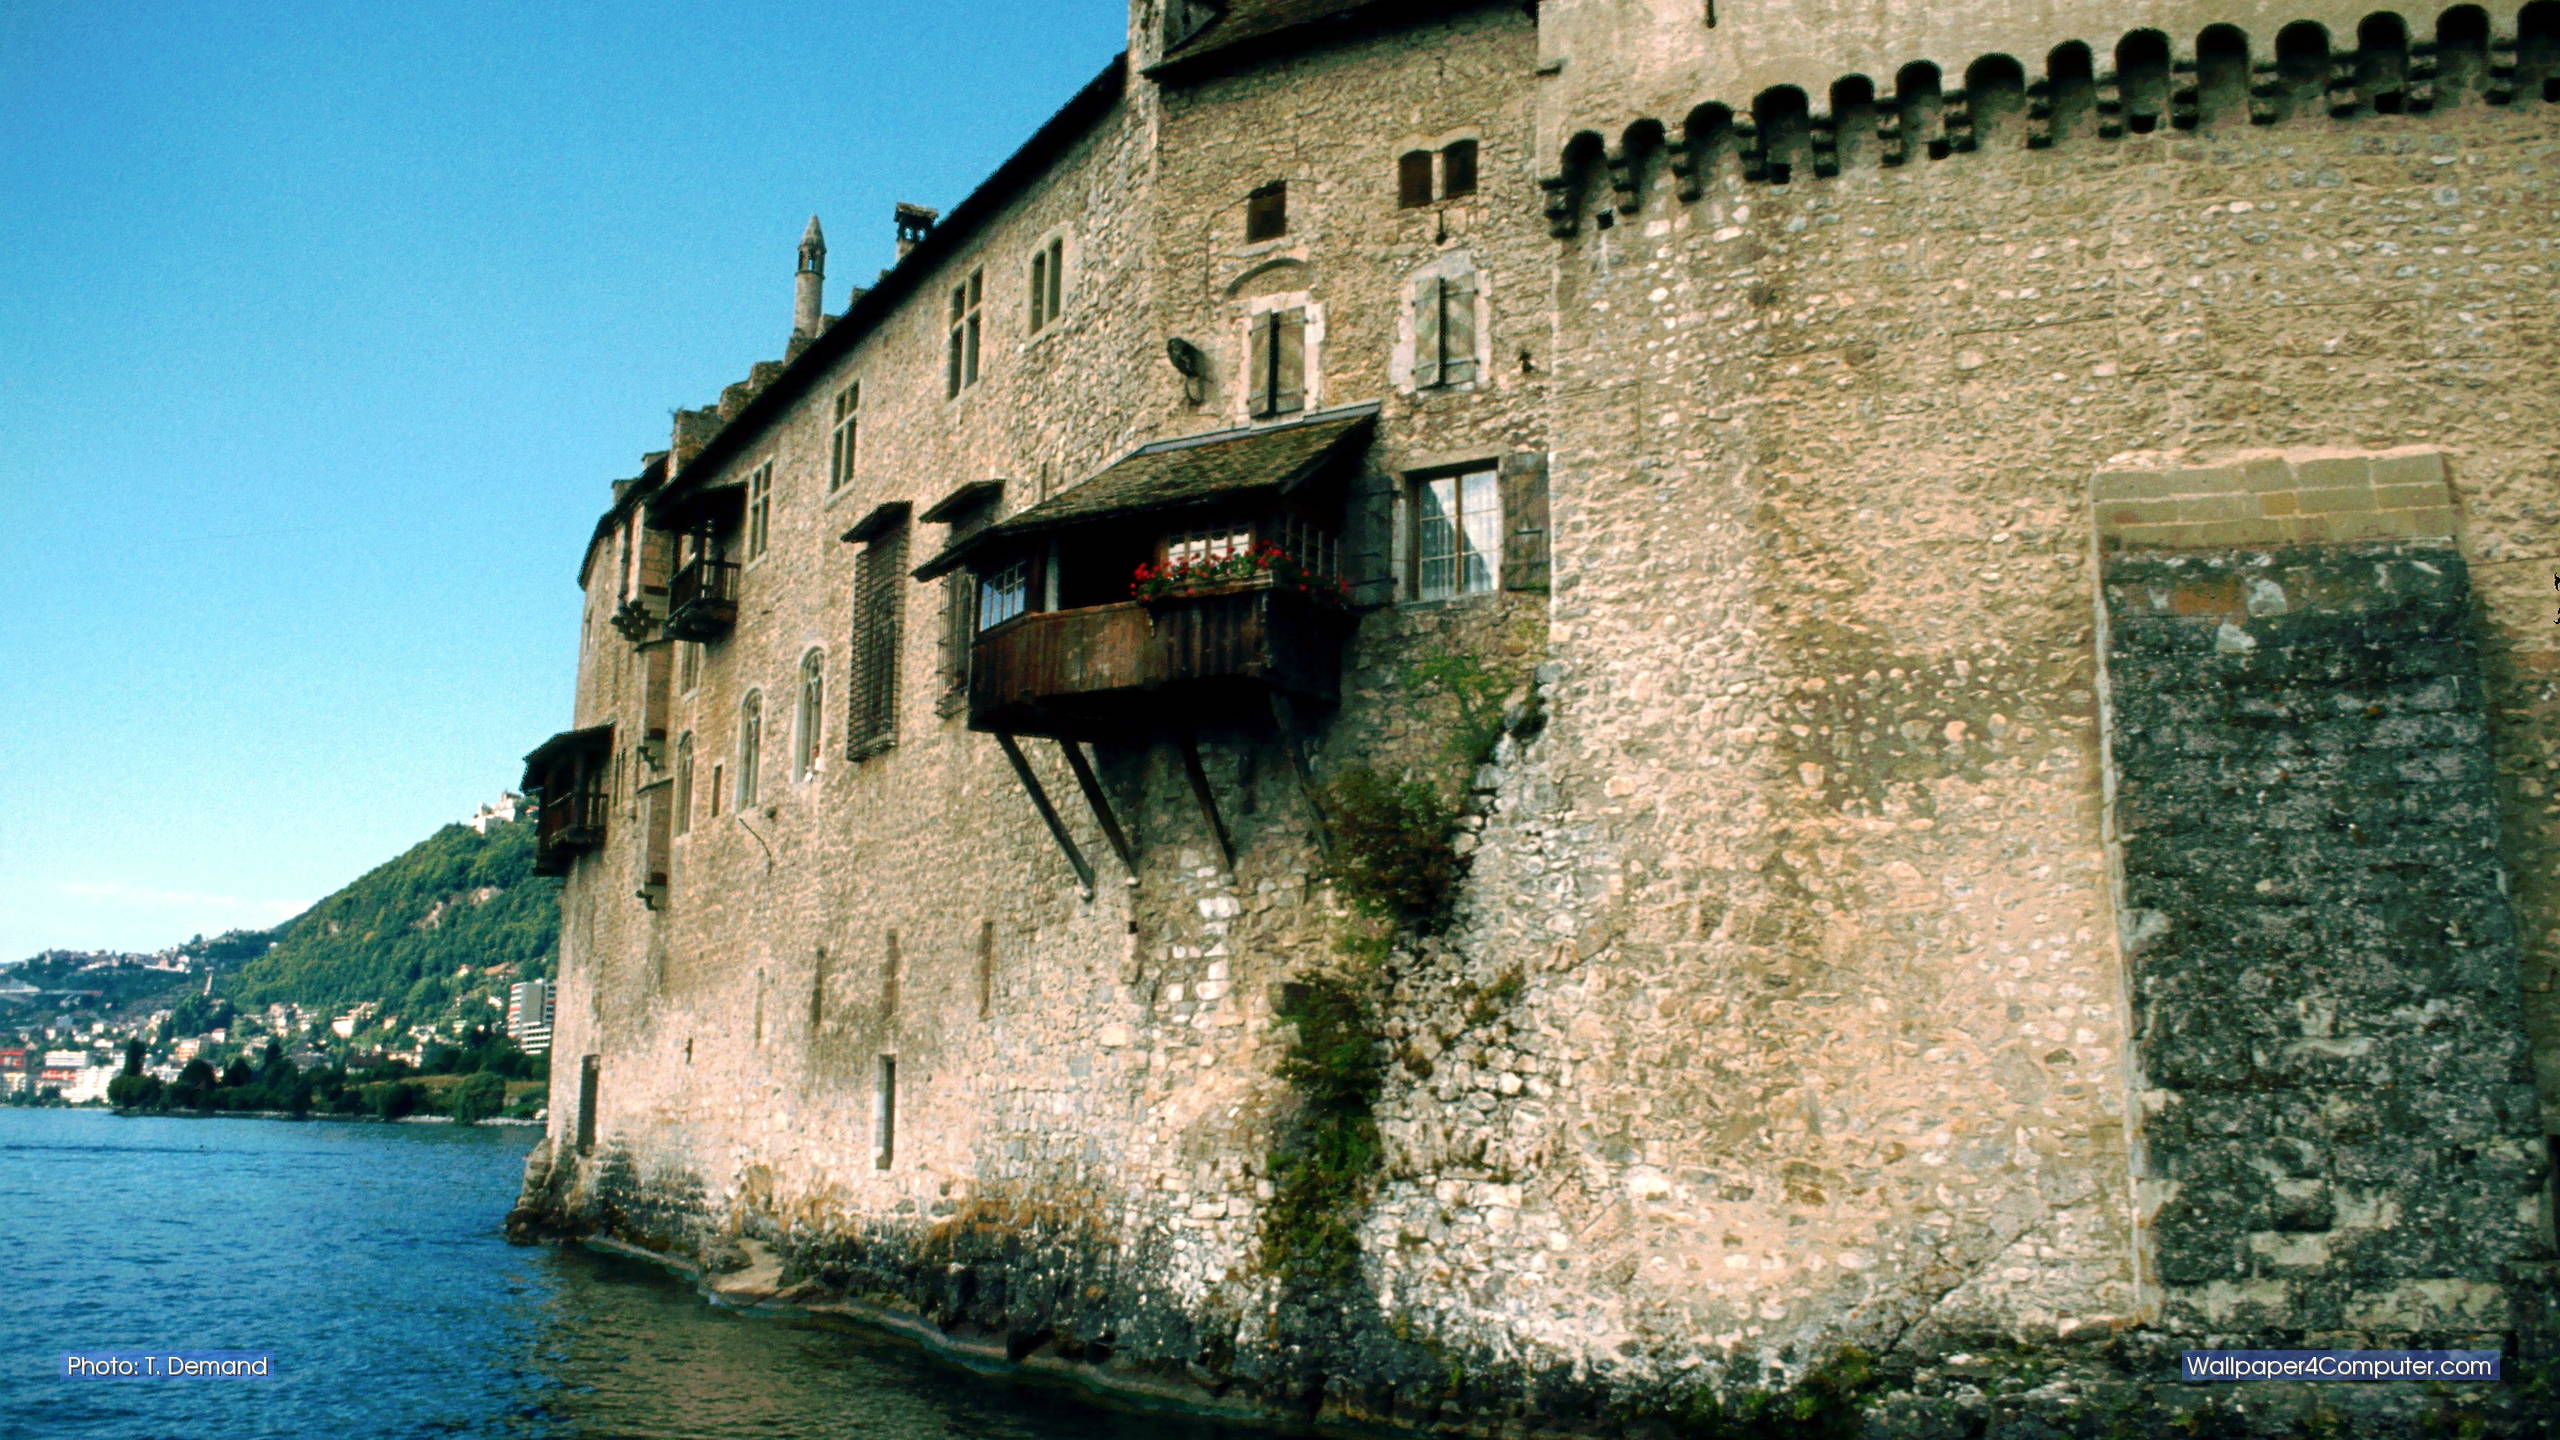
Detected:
left=894, top=203, right=939, bottom=259
left=794, top=215, right=827, bottom=342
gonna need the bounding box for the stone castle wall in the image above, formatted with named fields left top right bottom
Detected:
left=521, top=3, right=2560, bottom=1432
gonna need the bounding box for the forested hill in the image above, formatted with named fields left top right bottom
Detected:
left=224, top=818, right=559, bottom=1017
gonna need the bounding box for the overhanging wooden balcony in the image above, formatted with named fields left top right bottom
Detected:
left=968, top=582, right=1348, bottom=740
left=663, top=557, right=739, bottom=641
left=523, top=724, right=613, bottom=876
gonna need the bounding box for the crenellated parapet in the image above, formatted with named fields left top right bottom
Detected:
left=1540, top=1, right=2560, bottom=235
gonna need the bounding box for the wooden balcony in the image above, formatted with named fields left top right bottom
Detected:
left=663, top=557, right=739, bottom=641
left=532, top=789, right=607, bottom=876
left=968, top=582, right=1348, bottom=739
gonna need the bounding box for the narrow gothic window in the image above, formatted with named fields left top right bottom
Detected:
left=735, top=691, right=762, bottom=807
left=847, top=517, right=908, bottom=759
left=1412, top=271, right=1479, bottom=389
left=1028, top=238, right=1064, bottom=332
left=828, top=383, right=859, bottom=491
left=744, top=461, right=772, bottom=560
left=1245, top=181, right=1287, bottom=241
left=1247, top=307, right=1307, bottom=417
left=1409, top=468, right=1500, bottom=600
left=946, top=269, right=983, bottom=396
left=794, top=650, right=824, bottom=781
left=672, top=732, right=694, bottom=836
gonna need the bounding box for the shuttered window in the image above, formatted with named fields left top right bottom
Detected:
left=846, top=517, right=907, bottom=760
left=1247, top=307, right=1307, bottom=418
left=1412, top=271, right=1478, bottom=389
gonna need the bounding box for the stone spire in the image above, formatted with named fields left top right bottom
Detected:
left=793, top=215, right=826, bottom=342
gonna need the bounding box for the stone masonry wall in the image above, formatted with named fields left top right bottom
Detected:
left=2102, top=539, right=2541, bottom=1339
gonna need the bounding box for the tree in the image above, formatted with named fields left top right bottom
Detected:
left=121, top=1038, right=145, bottom=1077
left=447, top=1070, right=505, bottom=1125
left=107, top=1073, right=162, bottom=1110
left=172, top=1058, right=217, bottom=1112
left=220, top=1056, right=254, bottom=1089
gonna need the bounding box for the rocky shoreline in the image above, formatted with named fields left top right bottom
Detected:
left=506, top=1142, right=2548, bottom=1440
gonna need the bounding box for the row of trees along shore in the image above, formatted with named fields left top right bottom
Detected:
left=106, top=1025, right=545, bottom=1125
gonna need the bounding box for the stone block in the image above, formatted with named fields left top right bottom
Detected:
left=2292, top=456, right=2373, bottom=492
left=2295, top=486, right=2379, bottom=514
left=2368, top=450, right=2446, bottom=488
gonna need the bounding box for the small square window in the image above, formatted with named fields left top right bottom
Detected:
left=1397, top=150, right=1434, bottom=207
left=1245, top=182, right=1287, bottom=241
left=1440, top=140, right=1478, bottom=198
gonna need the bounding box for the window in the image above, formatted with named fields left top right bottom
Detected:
left=873, top=1054, right=897, bottom=1169
left=672, top=733, right=694, bottom=836
left=677, top=640, right=701, bottom=695
left=1247, top=307, right=1306, bottom=418
left=1028, top=238, right=1064, bottom=333
left=828, top=383, right=859, bottom=492
left=847, top=514, right=908, bottom=759
left=1245, top=182, right=1287, bottom=241
left=1398, top=150, right=1434, bottom=207
left=735, top=691, right=762, bottom=808
left=744, top=461, right=772, bottom=560
left=794, top=650, right=824, bottom=782
left=1398, top=142, right=1477, bottom=206
left=977, top=559, right=1028, bottom=631
left=1441, top=139, right=1478, bottom=198
left=1410, top=468, right=1500, bottom=600
left=1165, top=527, right=1249, bottom=567
left=946, top=269, right=982, bottom=397
left=1412, top=270, right=1479, bottom=388
left=709, top=762, right=724, bottom=817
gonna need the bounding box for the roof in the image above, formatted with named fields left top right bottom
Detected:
left=523, top=724, right=614, bottom=773
left=649, top=56, right=1128, bottom=526
left=1149, top=0, right=1495, bottom=81
left=577, top=453, right=667, bottom=589
left=914, top=405, right=1376, bottom=579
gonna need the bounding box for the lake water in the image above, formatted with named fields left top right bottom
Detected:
left=3, top=1109, right=1260, bottom=1440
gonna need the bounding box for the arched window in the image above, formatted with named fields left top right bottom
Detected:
left=736, top=691, right=763, bottom=808
left=794, top=650, right=825, bottom=781
left=673, top=733, right=694, bottom=836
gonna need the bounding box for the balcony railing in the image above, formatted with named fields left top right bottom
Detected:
left=664, top=557, right=740, bottom=641
left=967, top=581, right=1347, bottom=738
left=532, top=789, right=607, bottom=875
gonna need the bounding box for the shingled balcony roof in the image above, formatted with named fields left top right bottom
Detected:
left=914, top=404, right=1376, bottom=580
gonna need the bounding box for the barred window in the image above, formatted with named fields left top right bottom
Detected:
left=828, top=383, right=859, bottom=492
left=846, top=517, right=908, bottom=759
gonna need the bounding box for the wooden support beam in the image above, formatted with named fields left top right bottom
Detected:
left=995, top=732, right=1093, bottom=898
left=1057, top=739, right=1137, bottom=878
left=1267, top=692, right=1331, bottom=853
left=1175, top=732, right=1235, bottom=873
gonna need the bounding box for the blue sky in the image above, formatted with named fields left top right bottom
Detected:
left=0, top=0, right=1129, bottom=960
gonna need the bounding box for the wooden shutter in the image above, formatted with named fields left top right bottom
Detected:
left=1499, top=451, right=1550, bottom=591
left=1412, top=278, right=1443, bottom=390
left=1273, top=308, right=1305, bottom=414
left=1442, top=271, right=1478, bottom=384
left=1247, top=312, right=1274, bottom=416
left=847, top=520, right=908, bottom=758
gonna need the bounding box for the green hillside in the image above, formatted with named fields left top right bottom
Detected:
left=225, top=818, right=558, bottom=1018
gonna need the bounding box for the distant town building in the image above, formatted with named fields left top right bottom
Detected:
left=506, top=980, right=552, bottom=1056
left=466, top=792, right=524, bottom=835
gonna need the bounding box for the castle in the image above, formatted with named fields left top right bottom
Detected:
left=512, top=2, right=2560, bottom=1431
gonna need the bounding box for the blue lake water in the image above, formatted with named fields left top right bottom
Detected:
left=3, top=1109, right=1260, bottom=1440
